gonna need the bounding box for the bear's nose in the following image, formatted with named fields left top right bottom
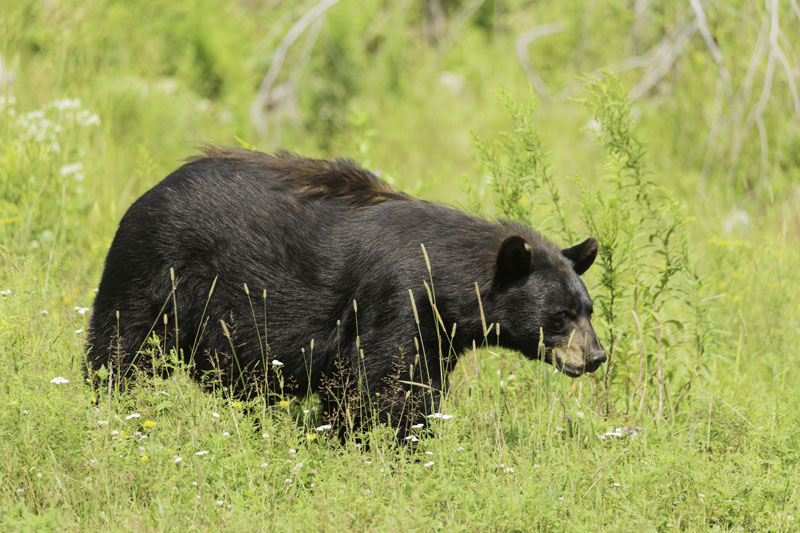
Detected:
left=586, top=350, right=607, bottom=370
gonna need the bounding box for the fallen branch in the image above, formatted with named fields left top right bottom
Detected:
left=515, top=23, right=565, bottom=102
left=250, top=0, right=340, bottom=137
left=689, top=0, right=730, bottom=82
left=440, top=0, right=488, bottom=53
left=629, top=19, right=698, bottom=101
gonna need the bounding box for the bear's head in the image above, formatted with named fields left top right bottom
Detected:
left=490, top=235, right=606, bottom=377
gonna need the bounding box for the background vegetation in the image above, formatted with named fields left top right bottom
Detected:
left=1, top=0, right=798, bottom=530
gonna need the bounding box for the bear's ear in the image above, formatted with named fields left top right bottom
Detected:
left=495, top=235, right=531, bottom=283
left=561, top=237, right=598, bottom=276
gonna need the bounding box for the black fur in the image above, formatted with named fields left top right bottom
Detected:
left=86, top=147, right=605, bottom=435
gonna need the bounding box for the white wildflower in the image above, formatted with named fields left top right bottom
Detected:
left=60, top=163, right=84, bottom=180
left=600, top=428, right=624, bottom=440
left=124, top=413, right=141, bottom=420
left=50, top=376, right=70, bottom=384
left=194, top=451, right=209, bottom=456
left=75, top=109, right=100, bottom=126
left=49, top=98, right=81, bottom=111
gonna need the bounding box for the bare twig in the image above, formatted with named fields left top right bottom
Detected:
left=689, top=0, right=730, bottom=82
left=440, top=0, right=487, bottom=53
left=746, top=0, right=779, bottom=185
left=250, top=0, right=340, bottom=136
left=791, top=0, right=800, bottom=22
left=423, top=0, right=446, bottom=44
left=726, top=8, right=769, bottom=180
left=632, top=0, right=651, bottom=53
left=774, top=22, right=800, bottom=118
left=515, top=23, right=565, bottom=102
left=630, top=19, right=698, bottom=101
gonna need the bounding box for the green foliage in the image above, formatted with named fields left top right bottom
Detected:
left=475, top=76, right=716, bottom=421
left=579, top=75, right=713, bottom=419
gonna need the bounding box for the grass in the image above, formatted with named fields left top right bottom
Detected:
left=1, top=0, right=799, bottom=530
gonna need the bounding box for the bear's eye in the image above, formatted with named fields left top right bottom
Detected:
left=558, top=310, right=573, bottom=321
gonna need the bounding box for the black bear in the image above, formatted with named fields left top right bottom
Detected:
left=86, top=147, right=605, bottom=435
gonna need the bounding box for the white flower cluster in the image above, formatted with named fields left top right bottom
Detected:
left=2, top=97, right=100, bottom=154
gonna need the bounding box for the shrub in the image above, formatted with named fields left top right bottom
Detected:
left=472, top=75, right=717, bottom=422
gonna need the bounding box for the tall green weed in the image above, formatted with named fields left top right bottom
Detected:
left=473, top=75, right=717, bottom=422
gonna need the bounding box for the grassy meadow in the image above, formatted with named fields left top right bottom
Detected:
left=1, top=0, right=799, bottom=530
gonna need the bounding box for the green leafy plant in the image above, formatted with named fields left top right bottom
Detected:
left=473, top=75, right=717, bottom=422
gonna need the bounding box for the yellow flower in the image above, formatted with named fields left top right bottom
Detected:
left=232, top=402, right=243, bottom=409
left=143, top=420, right=156, bottom=428
left=306, top=433, right=316, bottom=442
left=139, top=455, right=148, bottom=462
left=716, top=240, right=730, bottom=247
left=279, top=400, right=289, bottom=408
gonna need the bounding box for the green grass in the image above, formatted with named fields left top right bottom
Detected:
left=1, top=0, right=799, bottom=530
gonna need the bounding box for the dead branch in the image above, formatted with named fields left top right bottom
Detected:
left=440, top=0, right=488, bottom=53
left=250, top=0, right=340, bottom=137
left=791, top=0, right=800, bottom=22
left=632, top=0, right=651, bottom=53
left=423, top=0, right=446, bottom=45
left=629, top=19, right=698, bottom=101
left=725, top=7, right=769, bottom=181
left=775, top=23, right=800, bottom=118
left=689, top=0, right=730, bottom=82
left=515, top=23, right=565, bottom=102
